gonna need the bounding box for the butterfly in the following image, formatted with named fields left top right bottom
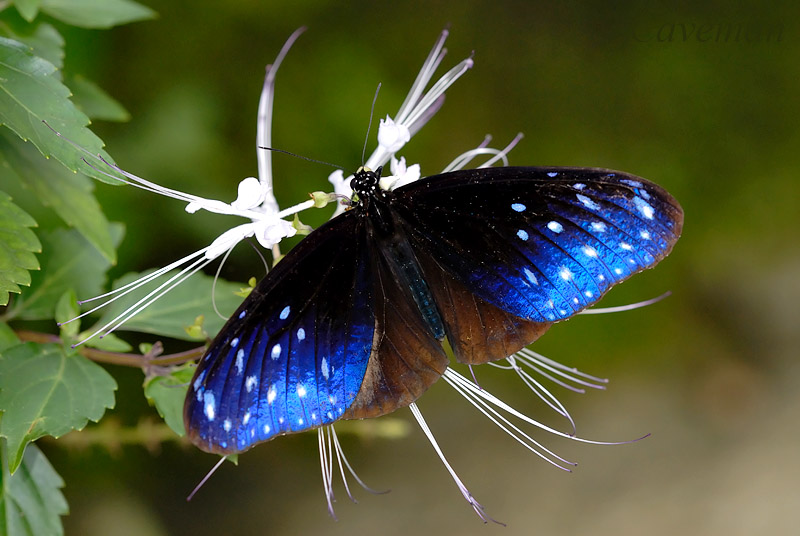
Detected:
left=184, top=165, right=683, bottom=454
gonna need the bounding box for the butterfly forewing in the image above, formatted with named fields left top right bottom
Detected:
left=393, top=167, right=683, bottom=325
left=184, top=212, right=376, bottom=454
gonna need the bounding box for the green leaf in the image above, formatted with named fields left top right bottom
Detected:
left=0, top=13, right=64, bottom=69
left=13, top=225, right=123, bottom=321
left=54, top=290, right=78, bottom=339
left=40, top=0, right=156, bottom=29
left=82, top=332, right=131, bottom=352
left=144, top=364, right=193, bottom=437
left=65, top=74, right=130, bottom=122
left=0, top=37, right=122, bottom=184
left=1, top=133, right=116, bottom=263
left=0, top=323, right=21, bottom=352
left=95, top=270, right=244, bottom=341
left=0, top=190, right=41, bottom=307
left=11, top=1, right=43, bottom=23
left=0, top=342, right=117, bottom=473
left=0, top=131, right=116, bottom=263
left=0, top=442, right=68, bottom=536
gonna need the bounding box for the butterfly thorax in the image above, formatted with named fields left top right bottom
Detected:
left=351, top=166, right=398, bottom=237
left=350, top=166, right=384, bottom=205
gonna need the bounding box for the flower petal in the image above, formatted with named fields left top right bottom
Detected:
left=232, top=177, right=267, bottom=210
left=377, top=116, right=411, bottom=153
left=253, top=215, right=297, bottom=249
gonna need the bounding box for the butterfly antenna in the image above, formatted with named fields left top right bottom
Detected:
left=257, top=146, right=344, bottom=171
left=362, top=82, right=382, bottom=165
left=187, top=456, right=228, bottom=501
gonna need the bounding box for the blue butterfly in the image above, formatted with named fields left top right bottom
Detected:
left=184, top=165, right=683, bottom=454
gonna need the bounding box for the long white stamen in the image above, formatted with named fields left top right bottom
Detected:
left=187, top=456, right=228, bottom=501
left=444, top=368, right=642, bottom=446
left=395, top=31, right=448, bottom=121
left=330, top=426, right=386, bottom=496
left=478, top=132, right=524, bottom=168
left=402, top=58, right=474, bottom=131
left=82, top=155, right=249, bottom=217
left=77, top=248, right=208, bottom=306
left=409, top=403, right=498, bottom=524
left=512, top=348, right=609, bottom=390
left=211, top=242, right=238, bottom=320
left=257, top=27, right=306, bottom=212
left=318, top=428, right=337, bottom=519
left=74, top=255, right=212, bottom=347
left=329, top=426, right=356, bottom=503
left=579, top=291, right=672, bottom=315
left=504, top=355, right=578, bottom=431
left=443, top=369, right=576, bottom=470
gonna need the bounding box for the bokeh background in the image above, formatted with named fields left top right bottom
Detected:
left=41, top=1, right=799, bottom=534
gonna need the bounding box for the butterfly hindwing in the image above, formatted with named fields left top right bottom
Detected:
left=393, top=166, right=683, bottom=327
left=414, top=250, right=553, bottom=364
left=184, top=212, right=376, bottom=454
left=343, top=234, right=449, bottom=419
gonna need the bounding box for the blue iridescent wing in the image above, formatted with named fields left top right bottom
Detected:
left=184, top=209, right=449, bottom=454
left=184, top=212, right=376, bottom=454
left=393, top=166, right=683, bottom=361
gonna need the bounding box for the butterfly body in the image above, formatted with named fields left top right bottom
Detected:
left=185, top=166, right=683, bottom=454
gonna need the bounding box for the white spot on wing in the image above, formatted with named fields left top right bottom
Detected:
left=547, top=171, right=558, bottom=177
left=523, top=267, right=538, bottom=285
left=279, top=305, right=291, bottom=319
left=321, top=357, right=330, bottom=380
left=271, top=343, right=281, bottom=359
left=267, top=385, right=277, bottom=404
left=223, top=419, right=232, bottom=432
left=582, top=246, right=598, bottom=258
left=577, top=194, right=600, bottom=210
left=633, top=196, right=655, bottom=219
left=511, top=203, right=526, bottom=212
left=517, top=229, right=529, bottom=241
left=560, top=267, right=572, bottom=281
left=193, top=370, right=206, bottom=391
left=231, top=337, right=239, bottom=348
left=203, top=392, right=216, bottom=421
left=245, top=375, right=257, bottom=393
left=235, top=349, right=244, bottom=374
left=297, top=328, right=306, bottom=341
left=547, top=221, right=563, bottom=233
left=297, top=383, right=307, bottom=397
left=591, top=222, right=607, bottom=232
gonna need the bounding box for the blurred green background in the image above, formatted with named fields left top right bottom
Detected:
left=40, top=1, right=800, bottom=534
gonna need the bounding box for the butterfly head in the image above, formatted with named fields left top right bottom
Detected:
left=350, top=166, right=384, bottom=206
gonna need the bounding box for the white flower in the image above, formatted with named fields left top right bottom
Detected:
left=379, top=156, right=421, bottom=190
left=376, top=116, right=410, bottom=153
